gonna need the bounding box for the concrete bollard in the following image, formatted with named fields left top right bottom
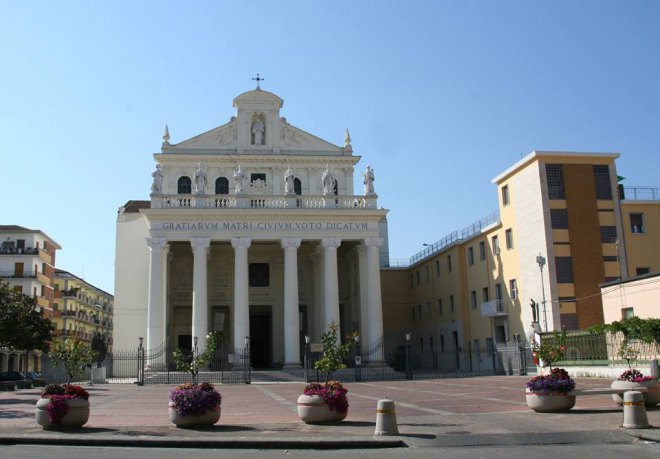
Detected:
left=622, top=391, right=650, bottom=429
left=375, top=399, right=399, bottom=436
left=649, top=359, right=659, bottom=378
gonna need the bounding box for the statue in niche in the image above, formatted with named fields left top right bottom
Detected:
left=251, top=117, right=265, bottom=145
left=193, top=163, right=207, bottom=194
left=233, top=165, right=247, bottom=194
left=151, top=164, right=164, bottom=194
left=363, top=165, right=375, bottom=194
left=321, top=164, right=337, bottom=196
left=284, top=167, right=295, bottom=195
left=530, top=299, right=538, bottom=323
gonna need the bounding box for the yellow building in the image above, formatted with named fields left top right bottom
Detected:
left=382, top=151, right=659, bottom=364
left=52, top=270, right=114, bottom=352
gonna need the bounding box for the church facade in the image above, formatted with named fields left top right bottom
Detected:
left=113, top=87, right=389, bottom=368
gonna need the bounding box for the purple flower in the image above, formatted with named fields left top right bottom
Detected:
left=169, top=382, right=221, bottom=416
left=526, top=368, right=576, bottom=394
left=304, top=380, right=349, bottom=413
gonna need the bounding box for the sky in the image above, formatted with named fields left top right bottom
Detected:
left=1, top=1, right=659, bottom=294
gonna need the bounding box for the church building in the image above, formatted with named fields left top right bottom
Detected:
left=113, top=86, right=389, bottom=369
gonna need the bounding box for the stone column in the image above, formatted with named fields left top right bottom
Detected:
left=146, top=237, right=168, bottom=352
left=191, top=238, right=211, bottom=351
left=321, top=238, right=342, bottom=340
left=364, top=238, right=384, bottom=350
left=310, top=246, right=324, bottom=341
left=232, top=237, right=252, bottom=348
left=357, top=245, right=369, bottom=344
left=281, top=238, right=302, bottom=367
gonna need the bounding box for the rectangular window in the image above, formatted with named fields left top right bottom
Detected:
left=450, top=294, right=455, bottom=313
left=437, top=299, right=443, bottom=316
left=470, top=290, right=477, bottom=310
left=555, top=257, right=574, bottom=283
left=501, top=185, right=510, bottom=206
left=447, top=255, right=452, bottom=272
left=482, top=287, right=489, bottom=303
left=621, top=307, right=634, bottom=319
left=416, top=270, right=420, bottom=287
left=418, top=304, right=422, bottom=320
left=248, top=263, right=270, bottom=287
left=546, top=164, right=566, bottom=199
left=505, top=229, right=514, bottom=250
left=593, top=165, right=612, bottom=199
left=250, top=173, right=267, bottom=184
left=419, top=337, right=424, bottom=353
left=509, top=279, right=518, bottom=300
left=550, top=209, right=569, bottom=229
left=468, top=247, right=474, bottom=266
left=495, top=283, right=503, bottom=301
left=636, top=267, right=650, bottom=276
left=600, top=226, right=617, bottom=243
left=630, top=213, right=644, bottom=234
left=440, top=335, right=445, bottom=352
left=435, top=260, right=440, bottom=276
left=492, top=235, right=500, bottom=255
left=479, top=241, right=486, bottom=261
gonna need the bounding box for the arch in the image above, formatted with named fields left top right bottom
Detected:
left=177, top=176, right=192, bottom=194
left=294, top=178, right=302, bottom=195
left=215, top=177, right=229, bottom=195
left=333, top=180, right=338, bottom=196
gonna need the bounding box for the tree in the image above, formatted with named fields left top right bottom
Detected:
left=590, top=316, right=660, bottom=358
left=314, top=322, right=355, bottom=382
left=172, top=331, right=219, bottom=385
left=50, top=337, right=97, bottom=384
left=0, top=281, right=54, bottom=367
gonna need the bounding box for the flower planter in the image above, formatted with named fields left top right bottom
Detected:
left=525, top=390, right=576, bottom=413
left=168, top=403, right=221, bottom=428
left=297, top=394, right=348, bottom=424
left=611, top=379, right=660, bottom=407
left=35, top=397, right=90, bottom=429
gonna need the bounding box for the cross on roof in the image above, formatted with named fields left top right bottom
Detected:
left=252, top=73, right=264, bottom=89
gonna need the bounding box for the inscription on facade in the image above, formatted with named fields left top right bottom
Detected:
left=159, top=221, right=370, bottom=231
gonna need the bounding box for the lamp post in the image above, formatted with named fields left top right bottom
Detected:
left=354, top=334, right=362, bottom=382
left=405, top=332, right=413, bottom=380
left=137, top=337, right=144, bottom=386
left=536, top=253, right=548, bottom=332
left=244, top=336, right=251, bottom=384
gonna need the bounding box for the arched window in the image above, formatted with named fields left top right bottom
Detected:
left=177, top=176, right=192, bottom=194
left=215, top=177, right=229, bottom=195
left=294, top=178, right=302, bottom=195
left=333, top=180, right=338, bottom=195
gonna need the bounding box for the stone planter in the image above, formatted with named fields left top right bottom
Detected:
left=611, top=379, right=660, bottom=407
left=35, top=397, right=90, bottom=429
left=168, top=403, right=221, bottom=428
left=297, top=394, right=347, bottom=424
left=525, top=390, right=576, bottom=413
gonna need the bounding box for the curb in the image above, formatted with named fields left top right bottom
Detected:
left=0, top=433, right=406, bottom=450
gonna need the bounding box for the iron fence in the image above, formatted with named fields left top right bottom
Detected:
left=546, top=331, right=660, bottom=366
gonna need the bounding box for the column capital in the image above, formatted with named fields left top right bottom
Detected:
left=190, top=237, right=211, bottom=251
left=363, top=237, right=383, bottom=248
left=231, top=237, right=252, bottom=249
left=146, top=237, right=168, bottom=252
left=321, top=238, right=342, bottom=249
left=281, top=238, right=302, bottom=250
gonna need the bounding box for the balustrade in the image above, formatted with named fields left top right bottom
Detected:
left=152, top=193, right=376, bottom=210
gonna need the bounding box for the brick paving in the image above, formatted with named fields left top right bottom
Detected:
left=0, top=376, right=658, bottom=446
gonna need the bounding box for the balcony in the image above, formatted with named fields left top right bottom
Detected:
left=151, top=193, right=377, bottom=210
left=480, top=299, right=509, bottom=317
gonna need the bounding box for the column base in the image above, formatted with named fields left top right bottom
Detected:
left=282, top=363, right=303, bottom=370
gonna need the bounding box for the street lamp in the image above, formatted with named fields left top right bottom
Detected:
left=405, top=332, right=412, bottom=380
left=536, top=253, right=548, bottom=332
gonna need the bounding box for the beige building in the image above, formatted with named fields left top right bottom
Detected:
left=382, top=151, right=659, bottom=362
left=52, top=270, right=114, bottom=352
left=0, top=225, right=60, bottom=372
left=600, top=273, right=660, bottom=324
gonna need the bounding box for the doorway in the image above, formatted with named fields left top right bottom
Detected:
left=249, top=307, right=272, bottom=369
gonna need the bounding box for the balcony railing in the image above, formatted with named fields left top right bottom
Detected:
left=0, top=246, right=40, bottom=255
left=152, top=193, right=377, bottom=210
left=480, top=299, right=508, bottom=317
left=0, top=270, right=37, bottom=278
left=622, top=186, right=660, bottom=201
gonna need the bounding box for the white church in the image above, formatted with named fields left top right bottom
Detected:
left=113, top=85, right=389, bottom=368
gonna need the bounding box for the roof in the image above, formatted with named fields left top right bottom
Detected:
left=120, top=200, right=151, bottom=213
left=0, top=225, right=62, bottom=249
left=55, top=269, right=114, bottom=298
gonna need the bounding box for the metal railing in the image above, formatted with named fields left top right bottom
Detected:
left=480, top=299, right=509, bottom=317
left=622, top=186, right=660, bottom=201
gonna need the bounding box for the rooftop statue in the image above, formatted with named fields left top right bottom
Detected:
left=234, top=165, right=247, bottom=194
left=151, top=164, right=164, bottom=194
left=363, top=165, right=375, bottom=195
left=193, top=163, right=207, bottom=195
left=322, top=164, right=336, bottom=196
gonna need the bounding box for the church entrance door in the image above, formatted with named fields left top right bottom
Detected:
left=249, top=307, right=272, bottom=369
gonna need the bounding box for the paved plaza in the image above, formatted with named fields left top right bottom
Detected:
left=0, top=376, right=658, bottom=449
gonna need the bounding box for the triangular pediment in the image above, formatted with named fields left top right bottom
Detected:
left=174, top=119, right=238, bottom=149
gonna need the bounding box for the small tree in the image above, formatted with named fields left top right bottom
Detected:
left=50, top=337, right=98, bottom=384
left=314, top=322, right=355, bottom=382
left=531, top=330, right=567, bottom=370
left=172, top=331, right=219, bottom=384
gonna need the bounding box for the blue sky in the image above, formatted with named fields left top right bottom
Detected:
left=2, top=1, right=659, bottom=294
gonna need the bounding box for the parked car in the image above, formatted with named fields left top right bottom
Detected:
left=25, top=371, right=46, bottom=386
left=0, top=371, right=26, bottom=381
